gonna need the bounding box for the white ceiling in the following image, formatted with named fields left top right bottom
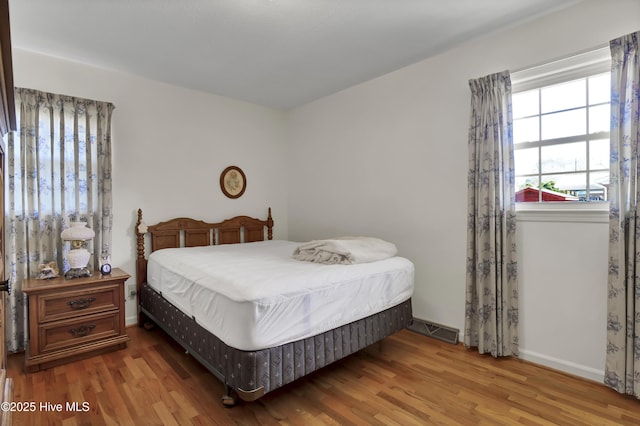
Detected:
left=9, top=0, right=580, bottom=110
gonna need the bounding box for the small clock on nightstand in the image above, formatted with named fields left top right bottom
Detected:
left=100, top=253, right=111, bottom=275
left=100, top=263, right=112, bottom=275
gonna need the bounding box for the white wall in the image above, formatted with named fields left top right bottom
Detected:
left=517, top=213, right=609, bottom=381
left=12, top=50, right=289, bottom=324
left=285, top=0, right=640, bottom=382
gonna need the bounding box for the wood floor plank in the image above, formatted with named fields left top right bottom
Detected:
left=6, top=326, right=640, bottom=425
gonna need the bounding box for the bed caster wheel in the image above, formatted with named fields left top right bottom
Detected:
left=221, top=393, right=237, bottom=407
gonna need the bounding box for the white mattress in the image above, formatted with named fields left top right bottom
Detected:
left=147, top=240, right=414, bottom=351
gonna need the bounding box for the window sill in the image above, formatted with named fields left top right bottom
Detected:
left=515, top=202, right=609, bottom=223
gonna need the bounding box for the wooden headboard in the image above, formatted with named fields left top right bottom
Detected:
left=135, top=208, right=274, bottom=291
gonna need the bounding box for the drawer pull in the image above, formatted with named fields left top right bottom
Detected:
left=68, top=324, right=96, bottom=337
left=66, top=297, right=96, bottom=310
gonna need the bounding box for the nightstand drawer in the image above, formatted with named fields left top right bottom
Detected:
left=38, top=311, right=121, bottom=354
left=37, top=283, right=121, bottom=323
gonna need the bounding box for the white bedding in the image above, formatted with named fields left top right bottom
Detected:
left=147, top=240, right=414, bottom=351
left=291, top=236, right=398, bottom=264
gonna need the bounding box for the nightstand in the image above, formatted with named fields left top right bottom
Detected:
left=23, top=268, right=131, bottom=372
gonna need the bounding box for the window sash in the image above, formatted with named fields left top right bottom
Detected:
left=512, top=48, right=611, bottom=204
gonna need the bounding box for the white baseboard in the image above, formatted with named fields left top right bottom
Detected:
left=518, top=348, right=604, bottom=383
left=459, top=333, right=604, bottom=383
left=126, top=315, right=138, bottom=327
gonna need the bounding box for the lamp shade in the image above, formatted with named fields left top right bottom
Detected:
left=61, top=221, right=95, bottom=241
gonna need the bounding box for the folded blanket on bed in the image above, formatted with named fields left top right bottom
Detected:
left=291, top=236, right=398, bottom=265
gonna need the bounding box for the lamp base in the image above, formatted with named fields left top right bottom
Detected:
left=65, top=267, right=93, bottom=279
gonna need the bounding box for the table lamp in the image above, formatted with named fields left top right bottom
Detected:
left=61, top=221, right=95, bottom=278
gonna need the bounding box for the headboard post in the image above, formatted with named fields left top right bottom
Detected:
left=136, top=209, right=145, bottom=262
left=135, top=208, right=148, bottom=326
left=267, top=207, right=274, bottom=240
left=135, top=209, right=148, bottom=285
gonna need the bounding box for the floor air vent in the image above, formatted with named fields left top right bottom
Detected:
left=407, top=318, right=459, bottom=345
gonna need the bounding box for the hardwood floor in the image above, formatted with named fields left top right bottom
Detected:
left=6, top=325, right=640, bottom=425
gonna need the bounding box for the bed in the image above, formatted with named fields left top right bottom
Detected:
left=135, top=208, right=414, bottom=405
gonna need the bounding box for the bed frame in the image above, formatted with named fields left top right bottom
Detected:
left=135, top=208, right=413, bottom=405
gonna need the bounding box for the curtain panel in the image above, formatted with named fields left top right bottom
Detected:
left=4, top=88, right=114, bottom=353
left=606, top=30, right=640, bottom=398
left=465, top=71, right=519, bottom=357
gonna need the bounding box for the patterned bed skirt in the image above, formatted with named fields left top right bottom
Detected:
left=140, top=283, right=413, bottom=401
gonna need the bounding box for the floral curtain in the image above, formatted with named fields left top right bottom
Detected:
left=4, top=88, right=114, bottom=353
left=464, top=71, right=518, bottom=357
left=606, top=30, right=640, bottom=398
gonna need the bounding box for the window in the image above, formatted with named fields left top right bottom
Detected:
left=512, top=48, right=610, bottom=203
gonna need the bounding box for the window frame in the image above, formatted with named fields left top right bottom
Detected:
left=511, top=46, right=611, bottom=220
